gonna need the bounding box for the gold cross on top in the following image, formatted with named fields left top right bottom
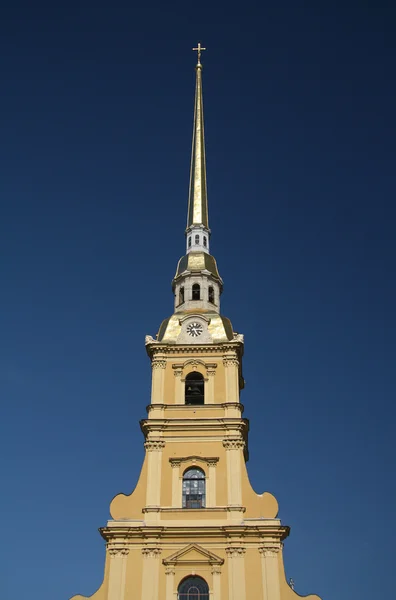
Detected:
left=192, top=42, right=206, bottom=64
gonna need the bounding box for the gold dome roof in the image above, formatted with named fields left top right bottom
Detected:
left=157, top=312, right=234, bottom=343
left=173, top=252, right=222, bottom=286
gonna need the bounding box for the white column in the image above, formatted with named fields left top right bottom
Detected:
left=259, top=546, right=281, bottom=600
left=151, top=358, right=166, bottom=403
left=165, top=566, right=175, bottom=600
left=141, top=548, right=161, bottom=600
left=226, top=548, right=246, bottom=600
left=223, top=439, right=244, bottom=506
left=171, top=460, right=181, bottom=507
left=211, top=565, right=222, bottom=600
left=107, top=547, right=129, bottom=600
left=207, top=460, right=217, bottom=507
left=223, top=355, right=239, bottom=403
left=145, top=440, right=165, bottom=507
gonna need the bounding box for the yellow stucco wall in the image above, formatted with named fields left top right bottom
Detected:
left=71, top=340, right=321, bottom=600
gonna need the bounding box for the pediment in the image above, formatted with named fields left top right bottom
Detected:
left=169, top=456, right=219, bottom=467
left=163, top=543, right=224, bottom=566
left=179, top=314, right=211, bottom=325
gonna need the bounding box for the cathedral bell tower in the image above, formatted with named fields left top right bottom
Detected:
left=70, top=45, right=322, bottom=600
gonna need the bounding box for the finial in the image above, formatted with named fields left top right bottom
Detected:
left=192, top=42, right=206, bottom=65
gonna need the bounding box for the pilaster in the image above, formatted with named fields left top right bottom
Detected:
left=165, top=566, right=175, bottom=600
left=259, top=545, right=282, bottom=600
left=206, top=365, right=216, bottom=403
left=226, top=547, right=246, bottom=600
left=151, top=357, right=166, bottom=403
left=145, top=440, right=165, bottom=509
left=141, top=548, right=161, bottom=600
left=223, top=354, right=239, bottom=403
left=207, top=459, right=217, bottom=507
left=171, top=460, right=181, bottom=507
left=173, top=367, right=184, bottom=404
left=107, top=547, right=129, bottom=600
left=211, top=565, right=222, bottom=600
left=223, top=438, right=244, bottom=506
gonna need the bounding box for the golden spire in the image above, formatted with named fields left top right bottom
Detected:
left=187, top=43, right=208, bottom=229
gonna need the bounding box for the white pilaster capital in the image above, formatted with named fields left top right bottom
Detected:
left=225, top=546, right=246, bottom=558
left=141, top=547, right=162, bottom=559
left=144, top=439, right=165, bottom=452
left=108, top=547, right=130, bottom=558
left=223, top=438, right=245, bottom=450
left=258, top=545, right=281, bottom=557
left=152, top=359, right=167, bottom=369
left=165, top=566, right=175, bottom=575
left=223, top=355, right=239, bottom=368
left=211, top=565, right=222, bottom=574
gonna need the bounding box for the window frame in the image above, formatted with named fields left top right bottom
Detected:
left=178, top=575, right=209, bottom=599
left=182, top=467, right=206, bottom=509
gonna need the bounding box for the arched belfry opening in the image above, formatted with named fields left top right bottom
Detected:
left=185, top=371, right=204, bottom=405
left=192, top=283, right=201, bottom=300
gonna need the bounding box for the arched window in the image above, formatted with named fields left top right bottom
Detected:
left=182, top=468, right=206, bottom=509
left=179, top=286, right=185, bottom=305
left=178, top=575, right=209, bottom=599
left=192, top=283, right=200, bottom=300
left=208, top=286, right=214, bottom=304
left=203, top=236, right=207, bottom=247
left=188, top=236, right=192, bottom=248
left=185, top=372, right=204, bottom=405
left=195, top=234, right=200, bottom=245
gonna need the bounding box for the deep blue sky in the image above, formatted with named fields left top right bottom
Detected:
left=1, top=2, right=395, bottom=599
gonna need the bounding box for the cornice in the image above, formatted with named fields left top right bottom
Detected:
left=146, top=340, right=244, bottom=359
left=140, top=418, right=249, bottom=437
left=142, top=506, right=241, bottom=514
left=172, top=270, right=221, bottom=287
left=100, top=524, right=290, bottom=543
left=146, top=402, right=244, bottom=413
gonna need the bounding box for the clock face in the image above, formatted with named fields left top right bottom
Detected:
left=187, top=322, right=203, bottom=337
